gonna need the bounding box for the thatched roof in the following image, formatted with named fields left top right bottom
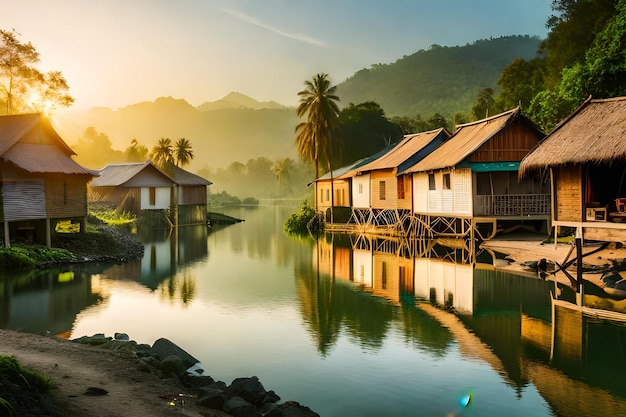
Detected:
left=0, top=113, right=95, bottom=175
left=337, top=127, right=450, bottom=179
left=520, top=96, right=626, bottom=176
left=406, top=108, right=528, bottom=173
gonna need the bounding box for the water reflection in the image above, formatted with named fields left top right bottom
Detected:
left=312, top=233, right=626, bottom=415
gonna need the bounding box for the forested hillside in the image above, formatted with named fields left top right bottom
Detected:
left=336, top=35, right=541, bottom=118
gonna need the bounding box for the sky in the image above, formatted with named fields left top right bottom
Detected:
left=2, top=0, right=553, bottom=110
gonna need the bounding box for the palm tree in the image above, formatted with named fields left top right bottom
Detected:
left=174, top=138, right=194, bottom=167
left=150, top=137, right=174, bottom=170
left=295, top=73, right=340, bottom=218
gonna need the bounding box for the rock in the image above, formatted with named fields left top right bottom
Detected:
left=225, top=376, right=271, bottom=405
left=223, top=396, right=259, bottom=417
left=196, top=386, right=226, bottom=410
left=159, top=355, right=186, bottom=377
left=150, top=338, right=199, bottom=368
left=114, top=332, right=129, bottom=341
left=265, top=401, right=320, bottom=417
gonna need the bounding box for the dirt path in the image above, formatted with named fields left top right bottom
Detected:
left=0, top=329, right=214, bottom=417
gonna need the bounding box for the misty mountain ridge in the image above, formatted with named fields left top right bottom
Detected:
left=55, top=35, right=542, bottom=171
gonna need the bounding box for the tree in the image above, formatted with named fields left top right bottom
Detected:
left=174, top=138, right=194, bottom=167
left=150, top=137, right=174, bottom=170
left=72, top=127, right=124, bottom=169
left=124, top=139, right=149, bottom=162
left=0, top=29, right=73, bottom=114
left=295, top=73, right=341, bottom=217
left=472, top=88, right=495, bottom=120
left=337, top=102, right=402, bottom=167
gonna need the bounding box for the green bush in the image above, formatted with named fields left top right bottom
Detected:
left=0, top=355, right=54, bottom=392
left=284, top=201, right=317, bottom=236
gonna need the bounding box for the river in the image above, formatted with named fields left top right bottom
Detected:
left=2, top=205, right=626, bottom=416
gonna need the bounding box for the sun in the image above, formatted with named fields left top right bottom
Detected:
left=24, top=90, right=55, bottom=115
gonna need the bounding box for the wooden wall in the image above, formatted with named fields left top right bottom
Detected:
left=371, top=170, right=397, bottom=210
left=397, top=174, right=413, bottom=210
left=555, top=166, right=583, bottom=222
left=471, top=122, right=541, bottom=162
left=179, top=185, right=207, bottom=205
left=316, top=179, right=350, bottom=209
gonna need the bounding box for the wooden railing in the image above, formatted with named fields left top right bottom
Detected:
left=474, top=194, right=550, bottom=216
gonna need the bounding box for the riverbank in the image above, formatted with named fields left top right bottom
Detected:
left=0, top=330, right=320, bottom=417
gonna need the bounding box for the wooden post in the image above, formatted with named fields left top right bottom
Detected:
left=4, top=221, right=9, bottom=248
left=575, top=231, right=583, bottom=294
left=46, top=217, right=51, bottom=248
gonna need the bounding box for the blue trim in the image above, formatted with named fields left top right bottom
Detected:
left=470, top=161, right=520, bottom=172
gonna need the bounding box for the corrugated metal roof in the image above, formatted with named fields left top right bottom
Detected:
left=0, top=113, right=75, bottom=157
left=4, top=143, right=96, bottom=175
left=520, top=96, right=626, bottom=176
left=406, top=108, right=521, bottom=173
left=92, top=162, right=211, bottom=187
left=91, top=162, right=167, bottom=187
left=170, top=165, right=212, bottom=186
left=340, top=128, right=449, bottom=178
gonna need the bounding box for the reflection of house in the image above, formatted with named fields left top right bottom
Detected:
left=414, top=258, right=474, bottom=313
left=372, top=250, right=413, bottom=304
left=315, top=238, right=352, bottom=281
left=520, top=97, right=626, bottom=242
left=90, top=162, right=211, bottom=224
left=406, top=108, right=548, bottom=238
left=0, top=113, right=95, bottom=247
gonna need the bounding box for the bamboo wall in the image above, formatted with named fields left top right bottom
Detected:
left=45, top=175, right=89, bottom=218
left=555, top=166, right=583, bottom=222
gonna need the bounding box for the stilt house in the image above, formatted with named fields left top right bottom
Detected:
left=519, top=96, right=626, bottom=242
left=406, top=108, right=547, bottom=239
left=338, top=128, right=450, bottom=228
left=0, top=113, right=96, bottom=247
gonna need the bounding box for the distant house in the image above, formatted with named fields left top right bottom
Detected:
left=520, top=96, right=626, bottom=242
left=406, top=108, right=547, bottom=239
left=89, top=162, right=211, bottom=225
left=0, top=113, right=96, bottom=247
left=89, top=162, right=175, bottom=214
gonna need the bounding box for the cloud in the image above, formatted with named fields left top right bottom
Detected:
left=221, top=8, right=330, bottom=48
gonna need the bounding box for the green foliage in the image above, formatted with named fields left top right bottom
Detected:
left=0, top=245, right=73, bottom=270
left=337, top=102, right=403, bottom=167
left=284, top=201, right=316, bottom=236
left=125, top=138, right=149, bottom=162
left=337, top=36, right=541, bottom=119
left=242, top=197, right=259, bottom=205
left=207, top=190, right=242, bottom=207
left=0, top=355, right=54, bottom=393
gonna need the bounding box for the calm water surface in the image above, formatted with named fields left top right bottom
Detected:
left=2, top=205, right=626, bottom=416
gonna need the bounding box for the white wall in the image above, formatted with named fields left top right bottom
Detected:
left=352, top=249, right=373, bottom=287
left=414, top=258, right=474, bottom=314
left=140, top=187, right=171, bottom=210
left=412, top=168, right=472, bottom=216
left=352, top=174, right=371, bottom=209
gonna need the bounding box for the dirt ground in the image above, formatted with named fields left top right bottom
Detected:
left=0, top=329, right=223, bottom=417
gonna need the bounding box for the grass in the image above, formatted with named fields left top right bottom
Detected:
left=89, top=208, right=136, bottom=227
left=0, top=355, right=55, bottom=416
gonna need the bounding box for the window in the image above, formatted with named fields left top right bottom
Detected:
left=428, top=173, right=436, bottom=190
left=379, top=181, right=386, bottom=200
left=443, top=173, right=451, bottom=190
left=149, top=187, right=156, bottom=205
left=397, top=176, right=405, bottom=199
left=358, top=183, right=363, bottom=194
left=325, top=189, right=330, bottom=202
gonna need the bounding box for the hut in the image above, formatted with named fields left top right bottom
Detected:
left=520, top=96, right=626, bottom=242
left=0, top=113, right=95, bottom=247
left=312, top=162, right=358, bottom=224
left=338, top=128, right=450, bottom=231
left=90, top=162, right=211, bottom=225
left=169, top=165, right=212, bottom=225
left=89, top=162, right=175, bottom=214
left=406, top=108, right=547, bottom=239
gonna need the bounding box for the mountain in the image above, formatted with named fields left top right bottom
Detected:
left=54, top=94, right=297, bottom=171
left=336, top=35, right=542, bottom=117
left=197, top=92, right=285, bottom=111
left=54, top=36, right=543, bottom=172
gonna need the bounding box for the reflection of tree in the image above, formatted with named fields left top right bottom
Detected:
left=294, top=257, right=395, bottom=356
left=398, top=304, right=454, bottom=358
